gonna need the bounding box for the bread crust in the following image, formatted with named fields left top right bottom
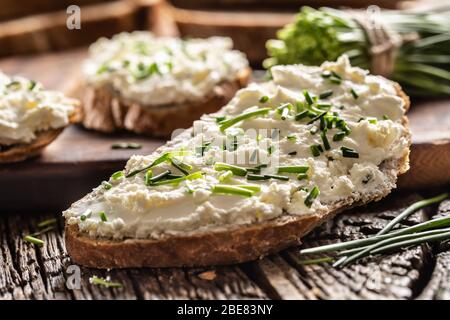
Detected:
left=77, top=68, right=251, bottom=138
left=0, top=112, right=80, bottom=164
left=65, top=84, right=410, bottom=268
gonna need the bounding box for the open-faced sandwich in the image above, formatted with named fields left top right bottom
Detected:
left=64, top=56, right=410, bottom=268
left=0, top=72, right=79, bottom=163
left=76, top=31, right=251, bottom=137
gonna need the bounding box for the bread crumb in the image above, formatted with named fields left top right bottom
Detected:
left=197, top=270, right=217, bottom=281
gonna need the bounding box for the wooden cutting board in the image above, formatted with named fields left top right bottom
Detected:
left=0, top=49, right=448, bottom=212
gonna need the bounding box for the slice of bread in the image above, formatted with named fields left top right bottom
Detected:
left=75, top=68, right=250, bottom=137
left=65, top=83, right=410, bottom=269
left=0, top=112, right=80, bottom=164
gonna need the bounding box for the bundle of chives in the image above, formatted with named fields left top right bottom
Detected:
left=298, top=193, right=448, bottom=267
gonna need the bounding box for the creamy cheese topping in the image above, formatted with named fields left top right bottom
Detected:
left=0, top=72, right=78, bottom=146
left=64, top=56, right=409, bottom=240
left=83, top=32, right=249, bottom=105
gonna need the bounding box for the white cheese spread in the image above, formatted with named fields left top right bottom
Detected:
left=0, top=72, right=78, bottom=146
left=83, top=31, right=249, bottom=106
left=64, top=55, right=410, bottom=240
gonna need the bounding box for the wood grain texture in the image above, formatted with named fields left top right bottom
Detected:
left=1, top=190, right=449, bottom=300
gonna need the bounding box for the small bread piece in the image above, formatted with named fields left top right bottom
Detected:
left=0, top=71, right=80, bottom=164
left=78, top=32, right=251, bottom=137
left=0, top=112, right=80, bottom=164
left=65, top=76, right=410, bottom=269
left=76, top=68, right=250, bottom=137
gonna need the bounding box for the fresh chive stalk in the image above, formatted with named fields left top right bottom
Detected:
left=377, top=193, right=448, bottom=235
left=300, top=215, right=450, bottom=255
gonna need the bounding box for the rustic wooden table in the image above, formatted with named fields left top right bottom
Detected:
left=1, top=190, right=449, bottom=299
left=0, top=49, right=449, bottom=300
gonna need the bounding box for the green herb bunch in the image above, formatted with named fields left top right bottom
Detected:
left=265, top=6, right=450, bottom=96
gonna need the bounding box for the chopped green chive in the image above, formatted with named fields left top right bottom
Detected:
left=212, top=185, right=254, bottom=197
left=259, top=95, right=269, bottom=103
left=111, top=142, right=141, bottom=150
left=247, top=174, right=270, bottom=181
left=277, top=103, right=292, bottom=120
left=304, top=186, right=320, bottom=208
left=288, top=151, right=297, bottom=156
left=320, top=132, right=331, bottom=150
left=267, top=145, right=275, bottom=155
left=330, top=76, right=341, bottom=84
left=317, top=103, right=332, bottom=110
left=297, top=173, right=308, bottom=181
left=24, top=235, right=44, bottom=246
left=144, top=169, right=153, bottom=186
left=331, top=71, right=342, bottom=79
left=277, top=166, right=309, bottom=174
left=111, top=171, right=124, bottom=180
left=295, top=110, right=310, bottom=121
left=80, top=209, right=92, bottom=221
left=28, top=80, right=37, bottom=91
left=219, top=108, right=271, bottom=132
left=350, top=88, right=359, bottom=100
left=333, top=132, right=346, bottom=142
left=383, top=114, right=390, bottom=120
left=368, top=118, right=377, bottom=124
left=307, top=111, right=327, bottom=125
left=298, top=256, right=334, bottom=265
left=310, top=145, right=322, bottom=157
left=319, top=90, right=333, bottom=99
left=262, top=174, right=289, bottom=181
left=102, top=181, right=112, bottom=190
left=303, top=90, right=314, bottom=105
left=215, top=116, right=226, bottom=123
left=341, top=146, right=359, bottom=158
left=150, top=171, right=203, bottom=186
left=37, top=218, right=57, bottom=228
left=89, top=276, right=123, bottom=288
left=214, top=162, right=247, bottom=176
left=99, top=211, right=107, bottom=222
left=287, top=134, right=297, bottom=141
